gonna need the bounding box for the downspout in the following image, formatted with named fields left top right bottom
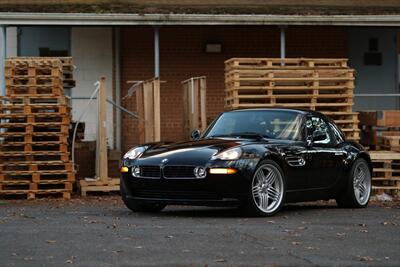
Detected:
left=154, top=26, right=160, bottom=78
left=0, top=25, right=6, bottom=96
left=280, top=25, right=286, bottom=60
left=115, top=27, right=122, bottom=151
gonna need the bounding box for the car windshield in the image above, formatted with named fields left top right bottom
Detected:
left=204, top=110, right=303, bottom=141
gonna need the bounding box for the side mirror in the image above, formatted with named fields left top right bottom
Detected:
left=191, top=129, right=201, bottom=141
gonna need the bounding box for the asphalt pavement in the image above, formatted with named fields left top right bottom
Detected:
left=0, top=196, right=399, bottom=267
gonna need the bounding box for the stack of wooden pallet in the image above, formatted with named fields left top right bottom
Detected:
left=0, top=58, right=75, bottom=199
left=359, top=110, right=400, bottom=150
left=369, top=151, right=400, bottom=196
left=224, top=58, right=359, bottom=141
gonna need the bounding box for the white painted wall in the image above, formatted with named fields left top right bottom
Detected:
left=6, top=27, right=17, bottom=57
left=348, top=28, right=398, bottom=110
left=71, top=27, right=114, bottom=149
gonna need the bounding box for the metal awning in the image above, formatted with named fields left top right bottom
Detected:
left=1, top=13, right=400, bottom=26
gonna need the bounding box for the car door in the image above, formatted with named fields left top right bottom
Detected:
left=305, top=115, right=345, bottom=189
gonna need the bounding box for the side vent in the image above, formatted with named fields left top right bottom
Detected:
left=286, top=157, right=306, bottom=167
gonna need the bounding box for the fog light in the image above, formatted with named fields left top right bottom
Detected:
left=209, top=168, right=237, bottom=174
left=132, top=166, right=141, bottom=177
left=120, top=166, right=129, bottom=173
left=194, top=166, right=207, bottom=178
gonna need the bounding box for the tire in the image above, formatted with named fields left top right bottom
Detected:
left=336, top=158, right=372, bottom=208
left=246, top=160, right=286, bottom=216
left=120, top=182, right=166, bottom=213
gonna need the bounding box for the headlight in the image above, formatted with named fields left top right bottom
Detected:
left=211, top=147, right=242, bottom=160
left=123, top=146, right=147, bottom=160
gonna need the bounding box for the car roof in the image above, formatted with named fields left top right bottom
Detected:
left=224, top=108, right=324, bottom=117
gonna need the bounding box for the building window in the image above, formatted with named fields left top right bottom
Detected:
left=364, top=37, right=382, bottom=65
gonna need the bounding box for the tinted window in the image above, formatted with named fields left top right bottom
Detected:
left=204, top=110, right=303, bottom=141
left=306, top=116, right=331, bottom=145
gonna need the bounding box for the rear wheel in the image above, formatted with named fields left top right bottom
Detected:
left=247, top=160, right=286, bottom=216
left=336, top=158, right=371, bottom=208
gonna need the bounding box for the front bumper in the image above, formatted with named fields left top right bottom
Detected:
left=121, top=170, right=250, bottom=206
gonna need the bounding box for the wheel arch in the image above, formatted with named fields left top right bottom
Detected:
left=261, top=152, right=286, bottom=175
left=356, top=152, right=373, bottom=174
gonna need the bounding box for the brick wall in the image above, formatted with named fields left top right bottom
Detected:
left=120, top=26, right=347, bottom=152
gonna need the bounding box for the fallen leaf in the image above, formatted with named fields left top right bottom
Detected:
left=46, top=240, right=56, bottom=244
left=360, top=256, right=373, bottom=262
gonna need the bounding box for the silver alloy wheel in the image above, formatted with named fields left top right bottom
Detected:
left=353, top=161, right=371, bottom=206
left=251, top=164, right=284, bottom=214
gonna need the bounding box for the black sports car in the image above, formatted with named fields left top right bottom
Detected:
left=120, top=108, right=372, bottom=216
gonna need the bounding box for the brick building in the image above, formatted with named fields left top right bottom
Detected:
left=0, top=1, right=399, bottom=154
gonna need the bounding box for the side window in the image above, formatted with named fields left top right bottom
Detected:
left=329, top=122, right=345, bottom=144
left=306, top=116, right=331, bottom=144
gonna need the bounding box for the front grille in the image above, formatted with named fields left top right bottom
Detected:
left=163, top=165, right=196, bottom=178
left=140, top=165, right=161, bottom=178
left=134, top=189, right=221, bottom=200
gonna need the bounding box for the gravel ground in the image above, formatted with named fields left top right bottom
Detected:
left=0, top=196, right=399, bottom=267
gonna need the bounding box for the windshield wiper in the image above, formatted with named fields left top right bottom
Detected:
left=208, top=132, right=270, bottom=140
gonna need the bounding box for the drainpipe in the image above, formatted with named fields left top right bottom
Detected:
left=280, top=26, right=286, bottom=60
left=0, top=25, right=6, bottom=96
left=115, top=27, right=122, bottom=151
left=154, top=26, right=160, bottom=78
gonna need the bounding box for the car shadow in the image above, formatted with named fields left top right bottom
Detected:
left=115, top=202, right=340, bottom=219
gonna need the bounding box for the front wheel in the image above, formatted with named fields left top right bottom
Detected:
left=247, top=160, right=286, bottom=216
left=336, top=158, right=372, bottom=208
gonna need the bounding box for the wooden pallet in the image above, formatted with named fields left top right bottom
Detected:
left=6, top=85, right=63, bottom=96
left=0, top=142, right=68, bottom=153
left=225, top=58, right=348, bottom=70
left=0, top=132, right=68, bottom=143
left=0, top=170, right=75, bottom=182
left=0, top=180, right=72, bottom=200
left=0, top=151, right=70, bottom=162
left=0, top=161, right=73, bottom=172
left=224, top=57, right=358, bottom=141
left=79, top=178, right=120, bottom=196
left=0, top=113, right=70, bottom=124
left=369, top=151, right=400, bottom=196
left=0, top=57, right=76, bottom=200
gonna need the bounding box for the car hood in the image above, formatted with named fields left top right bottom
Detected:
left=136, top=138, right=253, bottom=166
